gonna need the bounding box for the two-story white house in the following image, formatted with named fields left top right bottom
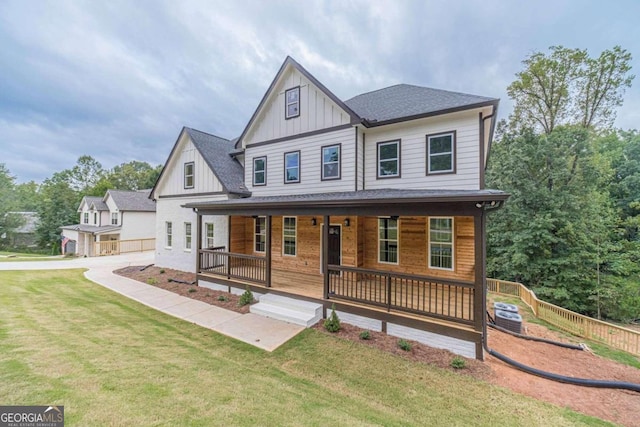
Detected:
left=61, top=189, right=156, bottom=256
left=153, top=57, right=507, bottom=359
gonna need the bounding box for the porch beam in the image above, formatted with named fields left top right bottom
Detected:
left=266, top=215, right=272, bottom=287
left=473, top=211, right=486, bottom=361
left=196, top=213, right=202, bottom=274
left=323, top=215, right=330, bottom=299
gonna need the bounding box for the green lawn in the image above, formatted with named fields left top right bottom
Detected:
left=0, top=270, right=613, bottom=426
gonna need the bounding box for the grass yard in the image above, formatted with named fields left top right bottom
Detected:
left=0, top=270, right=613, bottom=426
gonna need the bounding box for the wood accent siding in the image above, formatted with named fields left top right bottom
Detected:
left=244, top=127, right=355, bottom=195
left=363, top=110, right=481, bottom=190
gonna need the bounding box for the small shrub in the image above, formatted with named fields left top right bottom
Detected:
left=398, top=339, right=412, bottom=351
left=217, top=295, right=229, bottom=302
left=324, top=304, right=341, bottom=333
left=188, top=287, right=197, bottom=293
left=359, top=330, right=371, bottom=340
left=451, top=356, right=466, bottom=369
left=146, top=277, right=158, bottom=285
left=159, top=269, right=165, bottom=274
left=238, top=286, right=254, bottom=306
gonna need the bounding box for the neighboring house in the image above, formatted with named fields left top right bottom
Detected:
left=150, top=128, right=249, bottom=272
left=3, top=212, right=39, bottom=248
left=61, top=190, right=156, bottom=256
left=154, top=56, right=507, bottom=359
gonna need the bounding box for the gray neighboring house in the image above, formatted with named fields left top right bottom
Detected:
left=61, top=190, right=156, bottom=256
left=3, top=212, right=39, bottom=248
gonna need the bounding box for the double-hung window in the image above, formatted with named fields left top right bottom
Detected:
left=377, top=140, right=400, bottom=178
left=165, top=221, right=173, bottom=248
left=93, top=212, right=97, bottom=224
left=205, top=223, right=215, bottom=248
left=184, top=222, right=192, bottom=250
left=427, top=131, right=455, bottom=174
left=83, top=213, right=89, bottom=224
left=378, top=217, right=398, bottom=264
left=283, top=217, right=296, bottom=256
left=111, top=212, right=118, bottom=225
left=284, top=151, right=300, bottom=183
left=429, top=217, right=453, bottom=270
left=285, top=87, right=300, bottom=119
left=254, top=217, right=266, bottom=252
left=253, top=157, right=266, bottom=186
left=184, top=162, right=194, bottom=189
left=321, top=144, right=341, bottom=180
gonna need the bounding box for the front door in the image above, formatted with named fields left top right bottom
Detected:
left=328, top=225, right=341, bottom=274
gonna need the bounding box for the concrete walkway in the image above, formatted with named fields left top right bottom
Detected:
left=0, top=253, right=304, bottom=351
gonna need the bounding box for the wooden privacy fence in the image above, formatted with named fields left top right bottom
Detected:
left=487, top=278, right=640, bottom=356
left=95, top=238, right=155, bottom=256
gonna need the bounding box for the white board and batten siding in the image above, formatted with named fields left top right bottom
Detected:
left=246, top=127, right=356, bottom=196
left=119, top=212, right=156, bottom=240
left=155, top=133, right=225, bottom=197
left=242, top=67, right=352, bottom=148
left=364, top=110, right=483, bottom=191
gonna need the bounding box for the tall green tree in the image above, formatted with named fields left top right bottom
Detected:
left=35, top=172, right=81, bottom=253
left=68, top=155, right=105, bottom=193
left=106, top=161, right=162, bottom=191
left=0, top=164, right=23, bottom=246
left=13, top=181, right=40, bottom=211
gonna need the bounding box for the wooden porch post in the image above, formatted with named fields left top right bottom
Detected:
left=266, top=215, right=272, bottom=287
left=323, top=215, right=330, bottom=299
left=474, top=210, right=487, bottom=361
left=196, top=211, right=202, bottom=274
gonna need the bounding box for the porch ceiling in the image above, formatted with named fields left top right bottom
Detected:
left=184, top=188, right=509, bottom=216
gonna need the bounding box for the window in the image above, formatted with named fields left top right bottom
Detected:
left=253, top=157, right=266, bottom=186
left=93, top=213, right=97, bottom=224
left=184, top=162, right=194, bottom=189
left=283, top=217, right=296, bottom=256
left=165, top=221, right=172, bottom=248
left=284, top=151, right=300, bottom=183
left=321, top=144, right=341, bottom=180
left=111, top=212, right=118, bottom=225
left=378, top=217, right=398, bottom=264
left=83, top=212, right=89, bottom=224
left=184, top=222, right=192, bottom=250
left=205, top=223, right=215, bottom=248
left=285, top=86, right=300, bottom=119
left=377, top=140, right=400, bottom=178
left=429, top=217, right=453, bottom=270
left=254, top=217, right=266, bottom=252
left=427, top=131, right=456, bottom=174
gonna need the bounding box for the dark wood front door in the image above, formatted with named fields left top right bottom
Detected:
left=328, top=225, right=341, bottom=273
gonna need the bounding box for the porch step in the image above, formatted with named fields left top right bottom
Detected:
left=251, top=293, right=323, bottom=327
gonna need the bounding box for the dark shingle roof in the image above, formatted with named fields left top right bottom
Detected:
left=185, top=128, right=249, bottom=196
left=345, top=84, right=497, bottom=124
left=79, top=196, right=108, bottom=212
left=107, top=189, right=156, bottom=212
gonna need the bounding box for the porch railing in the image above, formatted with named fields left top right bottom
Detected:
left=327, top=265, right=475, bottom=325
left=95, top=238, right=155, bottom=256
left=199, top=247, right=266, bottom=285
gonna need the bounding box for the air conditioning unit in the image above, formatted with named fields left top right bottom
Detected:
left=493, top=301, right=518, bottom=313
left=494, top=310, right=523, bottom=334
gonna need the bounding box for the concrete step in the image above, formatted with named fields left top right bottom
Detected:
left=251, top=294, right=323, bottom=327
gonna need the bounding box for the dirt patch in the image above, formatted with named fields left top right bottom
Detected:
left=115, top=265, right=640, bottom=426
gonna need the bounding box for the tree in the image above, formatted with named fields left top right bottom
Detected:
left=0, top=164, right=23, bottom=246
left=106, top=161, right=162, bottom=191
left=13, top=181, right=40, bottom=211
left=507, top=46, right=634, bottom=133
left=68, top=155, right=105, bottom=193
left=35, top=172, right=81, bottom=253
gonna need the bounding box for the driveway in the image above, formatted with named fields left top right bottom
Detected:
left=0, top=251, right=155, bottom=271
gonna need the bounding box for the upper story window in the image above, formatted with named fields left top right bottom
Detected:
left=377, top=140, right=401, bottom=178
left=285, top=86, right=300, bottom=119
left=283, top=217, right=297, bottom=256
left=254, top=217, right=266, bottom=252
left=205, top=223, right=215, bottom=248
left=184, top=162, right=195, bottom=189
left=93, top=212, right=97, bottom=224
left=429, top=217, right=454, bottom=270
left=83, top=212, right=89, bottom=224
left=284, top=151, right=300, bottom=184
left=378, top=217, right=398, bottom=264
left=321, top=144, right=341, bottom=180
left=427, top=131, right=456, bottom=175
left=111, top=213, right=118, bottom=225
left=253, top=157, right=266, bottom=186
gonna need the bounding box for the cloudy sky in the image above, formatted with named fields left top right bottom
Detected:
left=1, top=0, right=638, bottom=183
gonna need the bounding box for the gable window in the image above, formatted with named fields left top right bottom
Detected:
left=321, top=144, right=341, bottom=180
left=205, top=223, right=215, bottom=248
left=283, top=217, right=297, bottom=256
left=429, top=217, right=453, bottom=270
left=184, top=222, right=192, bottom=250
left=253, top=157, right=266, bottom=186
left=165, top=221, right=173, bottom=248
left=93, top=213, right=97, bottom=224
left=284, top=151, right=300, bottom=183
left=285, top=86, right=300, bottom=119
left=83, top=213, right=89, bottom=224
left=378, top=217, right=398, bottom=264
left=377, top=140, right=400, bottom=178
left=427, top=131, right=456, bottom=174
left=254, top=217, right=266, bottom=253
left=111, top=213, right=118, bottom=225
left=184, top=162, right=195, bottom=189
